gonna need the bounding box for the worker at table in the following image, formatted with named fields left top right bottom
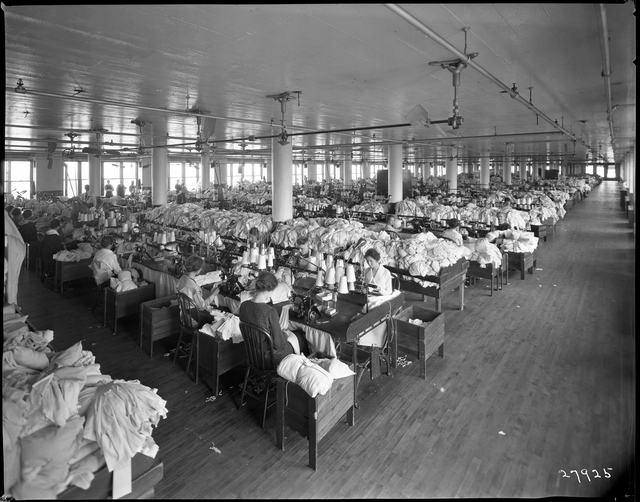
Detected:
left=238, top=271, right=309, bottom=363
left=289, top=235, right=317, bottom=274
left=176, top=255, right=218, bottom=312
left=441, top=218, right=464, bottom=246
left=363, top=248, right=393, bottom=296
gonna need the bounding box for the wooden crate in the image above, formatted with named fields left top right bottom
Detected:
left=55, top=257, right=94, bottom=293
left=198, top=335, right=247, bottom=396
left=530, top=223, right=548, bottom=242
left=508, top=250, right=538, bottom=280
left=276, top=375, right=355, bottom=470
left=391, top=305, right=444, bottom=379
left=57, top=452, right=163, bottom=500
left=104, top=282, right=156, bottom=335
left=139, top=295, right=181, bottom=357
left=385, top=257, right=469, bottom=312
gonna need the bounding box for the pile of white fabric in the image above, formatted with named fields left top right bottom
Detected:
left=499, top=230, right=539, bottom=253
left=3, top=316, right=167, bottom=500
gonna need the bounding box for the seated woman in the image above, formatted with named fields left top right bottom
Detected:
left=38, top=219, right=66, bottom=278
left=363, top=248, right=393, bottom=296
left=384, top=214, right=399, bottom=233
left=238, top=271, right=308, bottom=365
left=441, top=218, right=464, bottom=246
left=176, top=255, right=218, bottom=320
left=18, top=209, right=39, bottom=245
left=91, top=235, right=123, bottom=284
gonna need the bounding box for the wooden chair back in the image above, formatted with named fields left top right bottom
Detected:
left=176, top=291, right=201, bottom=330
left=239, top=321, right=277, bottom=372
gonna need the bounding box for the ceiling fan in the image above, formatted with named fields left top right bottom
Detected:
left=82, top=131, right=121, bottom=157
left=61, top=132, right=79, bottom=160
left=45, top=141, right=57, bottom=169
left=122, top=119, right=147, bottom=155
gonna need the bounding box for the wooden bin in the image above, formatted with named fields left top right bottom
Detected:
left=104, top=282, right=156, bottom=335
left=385, top=257, right=469, bottom=312
left=55, top=257, right=94, bottom=293
left=391, top=305, right=444, bottom=379
left=467, top=254, right=508, bottom=296
left=139, top=295, right=181, bottom=357
left=276, top=375, right=355, bottom=470
left=198, top=335, right=247, bottom=396
left=508, top=250, right=538, bottom=280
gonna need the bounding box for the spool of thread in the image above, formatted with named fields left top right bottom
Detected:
left=257, top=254, right=267, bottom=270
left=335, top=265, right=344, bottom=285
left=267, top=254, right=274, bottom=268
left=249, top=247, right=259, bottom=264
left=122, top=223, right=129, bottom=233
left=109, top=211, right=115, bottom=219
left=338, top=276, right=349, bottom=295
left=242, top=250, right=250, bottom=265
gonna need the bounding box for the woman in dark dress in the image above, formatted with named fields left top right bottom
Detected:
left=238, top=271, right=295, bottom=367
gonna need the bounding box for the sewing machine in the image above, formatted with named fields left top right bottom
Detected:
left=218, top=267, right=244, bottom=297
left=288, top=290, right=321, bottom=323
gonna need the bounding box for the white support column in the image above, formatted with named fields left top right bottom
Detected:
left=272, top=137, right=293, bottom=222
left=201, top=147, right=210, bottom=191
left=343, top=149, right=352, bottom=187
left=520, top=158, right=527, bottom=182
left=388, top=144, right=403, bottom=202
left=361, top=159, right=369, bottom=179
left=151, top=121, right=168, bottom=206
left=503, top=155, right=512, bottom=185
left=324, top=151, right=331, bottom=180
left=88, top=137, right=101, bottom=201
left=480, top=155, right=491, bottom=188
left=446, top=155, right=458, bottom=192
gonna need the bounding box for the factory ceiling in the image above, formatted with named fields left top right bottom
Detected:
left=4, top=3, right=636, bottom=168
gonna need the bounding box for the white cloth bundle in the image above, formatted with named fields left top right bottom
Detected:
left=277, top=354, right=333, bottom=398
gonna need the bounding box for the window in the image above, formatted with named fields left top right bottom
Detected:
left=104, top=162, right=121, bottom=190
left=352, top=163, right=361, bottom=180
left=169, top=162, right=183, bottom=190
left=585, top=164, right=594, bottom=175
left=4, top=160, right=32, bottom=198
left=122, top=161, right=137, bottom=192
left=185, top=161, right=200, bottom=189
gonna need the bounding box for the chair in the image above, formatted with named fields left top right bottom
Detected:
left=173, top=292, right=203, bottom=384
left=238, top=321, right=279, bottom=428
left=89, top=260, right=111, bottom=313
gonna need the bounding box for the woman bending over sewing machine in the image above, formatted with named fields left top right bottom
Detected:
left=289, top=235, right=317, bottom=275
left=176, top=255, right=218, bottom=311
left=363, top=248, right=393, bottom=296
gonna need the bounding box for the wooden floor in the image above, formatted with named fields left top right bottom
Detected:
left=15, top=181, right=635, bottom=499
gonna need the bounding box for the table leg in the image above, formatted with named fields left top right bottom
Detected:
left=459, top=277, right=465, bottom=311
left=352, top=341, right=360, bottom=409
left=276, top=379, right=285, bottom=450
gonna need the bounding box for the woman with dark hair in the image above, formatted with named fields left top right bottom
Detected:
left=441, top=218, right=463, bottom=246
left=363, top=248, right=393, bottom=296
left=238, top=271, right=298, bottom=365
left=10, top=207, right=23, bottom=227
left=18, top=209, right=38, bottom=244
left=289, top=235, right=316, bottom=273
left=39, top=219, right=66, bottom=277
left=176, top=255, right=218, bottom=310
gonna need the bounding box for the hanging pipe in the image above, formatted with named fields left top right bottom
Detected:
left=384, top=3, right=592, bottom=152
left=8, top=85, right=385, bottom=142
left=596, top=4, right=615, bottom=145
